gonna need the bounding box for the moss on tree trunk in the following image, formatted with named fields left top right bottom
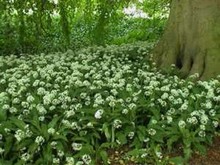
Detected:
left=153, top=0, right=220, bottom=80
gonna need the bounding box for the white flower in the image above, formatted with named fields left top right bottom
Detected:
left=35, top=136, right=45, bottom=145
left=2, top=104, right=10, bottom=110
left=191, top=110, right=199, bottom=116
left=0, top=148, right=5, bottom=154
left=65, top=110, right=75, bottom=118
left=151, top=119, right=157, bottom=124
left=156, top=151, right=163, bottom=159
left=82, top=154, right=92, bottom=165
left=122, top=109, right=128, bottom=114
left=200, top=125, right=206, bottom=130
left=12, top=98, right=20, bottom=104
left=36, top=104, right=47, bottom=115
left=180, top=102, right=188, bottom=111
left=213, top=121, right=218, bottom=128
left=39, top=116, right=45, bottom=121
left=161, top=93, right=169, bottom=100
left=94, top=109, right=103, bottom=119
left=66, top=157, right=75, bottom=164
left=72, top=142, right=82, bottom=151
left=198, top=131, right=206, bottom=137
left=113, top=119, right=122, bottom=129
left=209, top=109, right=216, bottom=116
left=15, top=130, right=25, bottom=142
left=58, top=150, right=64, bottom=157
left=148, top=128, right=156, bottom=136
left=168, top=95, right=175, bottom=101
left=200, top=114, right=209, bottom=125
left=205, top=101, right=212, bottom=109
left=75, top=161, right=84, bottom=165
left=128, top=132, right=135, bottom=139
left=187, top=117, right=198, bottom=125
left=167, top=116, right=173, bottom=124
left=80, top=93, right=87, bottom=99
left=167, top=108, right=175, bottom=115
left=9, top=107, right=17, bottom=113
left=49, top=105, right=56, bottom=111
left=178, top=120, right=186, bottom=128
left=51, top=141, right=57, bottom=149
left=27, top=95, right=35, bottom=103
left=128, top=103, right=136, bottom=110
left=109, top=100, right=116, bottom=107
left=21, top=153, right=30, bottom=162
left=53, top=158, right=60, bottom=164
left=48, top=128, right=55, bottom=135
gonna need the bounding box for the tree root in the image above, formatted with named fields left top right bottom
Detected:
left=153, top=47, right=220, bottom=80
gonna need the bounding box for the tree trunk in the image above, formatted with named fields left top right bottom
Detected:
left=153, top=0, right=220, bottom=80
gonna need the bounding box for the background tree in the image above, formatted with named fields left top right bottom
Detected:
left=153, top=0, right=220, bottom=79
left=0, top=0, right=169, bottom=55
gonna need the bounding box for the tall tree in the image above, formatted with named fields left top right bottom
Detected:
left=153, top=0, right=220, bottom=79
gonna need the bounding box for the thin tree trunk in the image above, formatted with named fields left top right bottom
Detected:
left=153, top=0, right=220, bottom=80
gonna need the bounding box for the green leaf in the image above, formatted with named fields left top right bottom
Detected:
left=29, top=119, right=41, bottom=132
left=52, top=134, right=68, bottom=142
left=150, top=107, right=160, bottom=120
left=169, top=156, right=185, bottom=165
left=193, top=143, right=206, bottom=155
left=43, top=144, right=53, bottom=163
left=28, top=143, right=38, bottom=154
left=48, top=116, right=61, bottom=128
left=183, top=147, right=192, bottom=161
left=17, top=138, right=33, bottom=150
left=10, top=117, right=26, bottom=130
left=102, top=123, right=111, bottom=141
left=137, top=130, right=145, bottom=142
left=126, top=148, right=146, bottom=157
left=0, top=107, right=7, bottom=121
left=99, top=150, right=108, bottom=165
left=167, top=135, right=180, bottom=151
left=35, top=158, right=44, bottom=165
left=80, top=144, right=94, bottom=154
left=116, top=132, right=127, bottom=145
left=0, top=159, right=13, bottom=165
left=14, top=160, right=24, bottom=165
left=41, top=123, right=49, bottom=140
left=4, top=136, right=13, bottom=157
left=99, top=142, right=112, bottom=149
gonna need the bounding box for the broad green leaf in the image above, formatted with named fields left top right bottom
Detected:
left=99, top=150, right=108, bottom=165
left=169, top=156, right=185, bottom=165
left=167, top=135, right=180, bottom=151
left=0, top=107, right=7, bottom=121
left=116, top=132, right=127, bottom=145
left=4, top=136, right=13, bottom=157
left=10, top=117, right=26, bottom=130
left=52, top=134, right=68, bottom=142
left=102, top=123, right=110, bottom=141
left=48, top=115, right=61, bottom=128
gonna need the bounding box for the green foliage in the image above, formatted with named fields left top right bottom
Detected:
left=0, top=43, right=220, bottom=164
left=0, top=0, right=169, bottom=55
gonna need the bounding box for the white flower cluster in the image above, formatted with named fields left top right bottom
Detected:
left=0, top=42, right=219, bottom=163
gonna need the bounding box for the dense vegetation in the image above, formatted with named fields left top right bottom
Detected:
left=0, top=0, right=169, bottom=55
left=0, top=0, right=220, bottom=165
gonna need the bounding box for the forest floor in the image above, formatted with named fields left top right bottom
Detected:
left=189, top=136, right=220, bottom=165
left=106, top=136, right=220, bottom=165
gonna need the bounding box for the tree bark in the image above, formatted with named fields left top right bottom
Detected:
left=153, top=0, right=220, bottom=80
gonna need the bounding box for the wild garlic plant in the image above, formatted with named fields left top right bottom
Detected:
left=0, top=42, right=219, bottom=164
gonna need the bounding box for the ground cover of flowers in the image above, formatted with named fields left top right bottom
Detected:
left=0, top=42, right=220, bottom=165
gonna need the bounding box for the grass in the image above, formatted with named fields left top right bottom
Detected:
left=0, top=42, right=219, bottom=165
